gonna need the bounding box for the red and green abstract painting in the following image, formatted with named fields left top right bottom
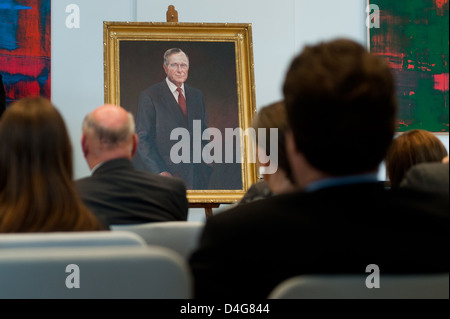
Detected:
left=370, top=0, right=449, bottom=132
left=0, top=0, right=50, bottom=108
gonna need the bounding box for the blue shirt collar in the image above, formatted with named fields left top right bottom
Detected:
left=304, top=172, right=379, bottom=192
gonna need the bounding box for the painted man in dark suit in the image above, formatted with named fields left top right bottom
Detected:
left=75, top=104, right=188, bottom=228
left=188, top=39, right=449, bottom=299
left=133, top=48, right=212, bottom=190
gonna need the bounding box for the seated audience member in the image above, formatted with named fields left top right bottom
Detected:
left=239, top=101, right=295, bottom=205
left=0, top=97, right=105, bottom=232
left=188, top=39, right=449, bottom=299
left=75, top=104, right=188, bottom=227
left=400, top=155, right=449, bottom=195
left=385, top=129, right=448, bottom=188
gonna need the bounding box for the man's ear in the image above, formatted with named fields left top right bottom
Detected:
left=131, top=133, right=138, bottom=157
left=285, top=131, right=302, bottom=185
left=81, top=134, right=89, bottom=158
left=163, top=63, right=169, bottom=75
left=285, top=131, right=298, bottom=161
left=286, top=131, right=324, bottom=189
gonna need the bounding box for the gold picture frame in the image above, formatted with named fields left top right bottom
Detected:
left=103, top=22, right=258, bottom=204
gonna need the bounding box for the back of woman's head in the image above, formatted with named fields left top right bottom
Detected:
left=252, top=101, right=293, bottom=182
left=0, top=97, right=72, bottom=182
left=385, top=129, right=448, bottom=187
left=0, top=97, right=102, bottom=232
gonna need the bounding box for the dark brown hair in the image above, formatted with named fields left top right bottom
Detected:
left=0, top=97, right=104, bottom=232
left=252, top=101, right=293, bottom=182
left=385, top=129, right=448, bottom=187
left=283, top=39, right=397, bottom=175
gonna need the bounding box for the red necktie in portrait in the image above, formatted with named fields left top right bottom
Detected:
left=176, top=87, right=187, bottom=117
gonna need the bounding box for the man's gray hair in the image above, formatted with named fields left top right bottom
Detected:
left=82, top=111, right=135, bottom=147
left=164, top=48, right=189, bottom=66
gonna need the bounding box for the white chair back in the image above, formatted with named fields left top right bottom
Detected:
left=111, top=221, right=205, bottom=259
left=267, top=273, right=450, bottom=299
left=0, top=245, right=192, bottom=299
left=0, top=231, right=147, bottom=248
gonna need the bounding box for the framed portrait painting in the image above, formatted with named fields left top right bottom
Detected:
left=103, top=22, right=258, bottom=204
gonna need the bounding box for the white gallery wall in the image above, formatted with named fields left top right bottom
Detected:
left=51, top=0, right=448, bottom=220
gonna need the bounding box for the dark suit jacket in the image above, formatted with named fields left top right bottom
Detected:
left=188, top=182, right=449, bottom=299
left=400, top=162, right=449, bottom=194
left=238, top=181, right=273, bottom=205
left=133, top=80, right=211, bottom=189
left=75, top=158, right=188, bottom=227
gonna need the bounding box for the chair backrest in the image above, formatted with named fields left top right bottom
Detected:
left=0, top=231, right=147, bottom=249
left=111, top=221, right=205, bottom=259
left=0, top=245, right=192, bottom=299
left=267, top=273, right=450, bottom=299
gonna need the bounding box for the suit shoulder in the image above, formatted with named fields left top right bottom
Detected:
left=161, top=175, right=187, bottom=190
left=139, top=170, right=187, bottom=191
left=74, top=176, right=98, bottom=195
left=211, top=192, right=299, bottom=224
left=74, top=176, right=92, bottom=187
left=410, top=162, right=449, bottom=174
left=185, top=84, right=204, bottom=96
left=140, top=81, right=166, bottom=96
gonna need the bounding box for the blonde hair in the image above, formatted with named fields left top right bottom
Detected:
left=385, top=129, right=448, bottom=187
